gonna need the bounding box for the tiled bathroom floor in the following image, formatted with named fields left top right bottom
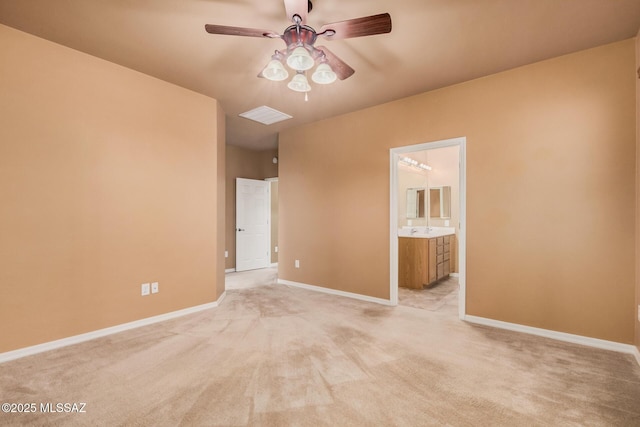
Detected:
left=398, top=276, right=459, bottom=312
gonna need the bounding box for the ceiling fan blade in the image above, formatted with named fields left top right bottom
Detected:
left=284, top=0, right=308, bottom=24
left=205, top=24, right=280, bottom=39
left=319, top=13, right=392, bottom=40
left=315, top=46, right=355, bottom=80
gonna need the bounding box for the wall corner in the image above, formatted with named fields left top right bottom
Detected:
left=635, top=28, right=640, bottom=353
left=216, top=101, right=226, bottom=299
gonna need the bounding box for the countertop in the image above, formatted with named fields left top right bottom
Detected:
left=397, top=226, right=455, bottom=239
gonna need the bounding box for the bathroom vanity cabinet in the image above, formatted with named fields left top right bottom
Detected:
left=398, top=234, right=452, bottom=289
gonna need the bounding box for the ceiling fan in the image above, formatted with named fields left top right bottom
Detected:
left=205, top=0, right=392, bottom=95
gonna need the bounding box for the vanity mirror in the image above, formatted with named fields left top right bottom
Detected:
left=429, top=186, right=451, bottom=219
left=406, top=188, right=426, bottom=219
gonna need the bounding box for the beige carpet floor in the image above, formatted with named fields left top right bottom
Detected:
left=1, top=268, right=640, bottom=426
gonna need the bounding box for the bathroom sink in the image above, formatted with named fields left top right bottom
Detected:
left=397, top=226, right=455, bottom=238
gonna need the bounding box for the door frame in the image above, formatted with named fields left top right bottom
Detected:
left=265, top=177, right=278, bottom=267
left=389, top=137, right=467, bottom=319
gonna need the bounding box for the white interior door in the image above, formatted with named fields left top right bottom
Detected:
left=236, top=178, right=270, bottom=272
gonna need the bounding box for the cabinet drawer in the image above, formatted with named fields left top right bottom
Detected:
left=443, top=236, right=450, bottom=245
left=436, top=237, right=444, bottom=246
left=436, top=245, right=443, bottom=255
left=444, top=244, right=450, bottom=254
left=437, top=254, right=443, bottom=264
left=444, top=252, right=450, bottom=262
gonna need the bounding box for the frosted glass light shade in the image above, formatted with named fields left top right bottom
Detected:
left=286, top=47, right=314, bottom=71
left=311, top=63, right=337, bottom=84
left=287, top=73, right=311, bottom=92
left=262, top=59, right=289, bottom=81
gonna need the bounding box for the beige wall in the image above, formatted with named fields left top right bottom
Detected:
left=225, top=146, right=278, bottom=270
left=0, top=25, right=225, bottom=353
left=216, top=105, right=226, bottom=299
left=636, top=30, right=640, bottom=353
left=279, top=39, right=636, bottom=344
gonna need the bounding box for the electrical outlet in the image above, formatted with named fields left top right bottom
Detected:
left=225, top=251, right=228, bottom=258
left=295, top=259, right=300, bottom=268
left=141, top=283, right=150, bottom=296
left=151, top=282, right=159, bottom=294
left=275, top=246, right=278, bottom=253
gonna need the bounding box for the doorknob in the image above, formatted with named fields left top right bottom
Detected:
left=237, top=228, right=245, bottom=232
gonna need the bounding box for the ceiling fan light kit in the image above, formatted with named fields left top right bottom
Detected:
left=262, top=57, right=289, bottom=81
left=311, top=62, right=337, bottom=84
left=205, top=0, right=391, bottom=98
left=286, top=46, right=315, bottom=71
left=287, top=72, right=312, bottom=92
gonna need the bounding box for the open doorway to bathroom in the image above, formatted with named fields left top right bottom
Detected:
left=389, top=137, right=466, bottom=319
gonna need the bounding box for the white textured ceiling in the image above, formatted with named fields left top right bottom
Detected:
left=1, top=0, right=639, bottom=150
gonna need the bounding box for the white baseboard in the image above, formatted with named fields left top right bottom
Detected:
left=216, top=290, right=227, bottom=306
left=450, top=273, right=460, bottom=278
left=464, top=315, right=640, bottom=366
left=633, top=347, right=640, bottom=366
left=225, top=268, right=236, bottom=273
left=0, top=292, right=226, bottom=365
left=278, top=279, right=394, bottom=306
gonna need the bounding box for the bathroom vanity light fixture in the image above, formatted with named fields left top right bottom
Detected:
left=400, top=156, right=432, bottom=172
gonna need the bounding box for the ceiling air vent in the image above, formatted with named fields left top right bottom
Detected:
left=239, top=106, right=292, bottom=125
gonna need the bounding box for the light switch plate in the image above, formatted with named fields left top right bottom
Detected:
left=151, top=282, right=159, bottom=294
left=295, top=259, right=300, bottom=268
left=141, top=283, right=150, bottom=296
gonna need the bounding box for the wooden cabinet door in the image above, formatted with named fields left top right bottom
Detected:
left=399, top=237, right=428, bottom=289
left=398, top=237, right=412, bottom=288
